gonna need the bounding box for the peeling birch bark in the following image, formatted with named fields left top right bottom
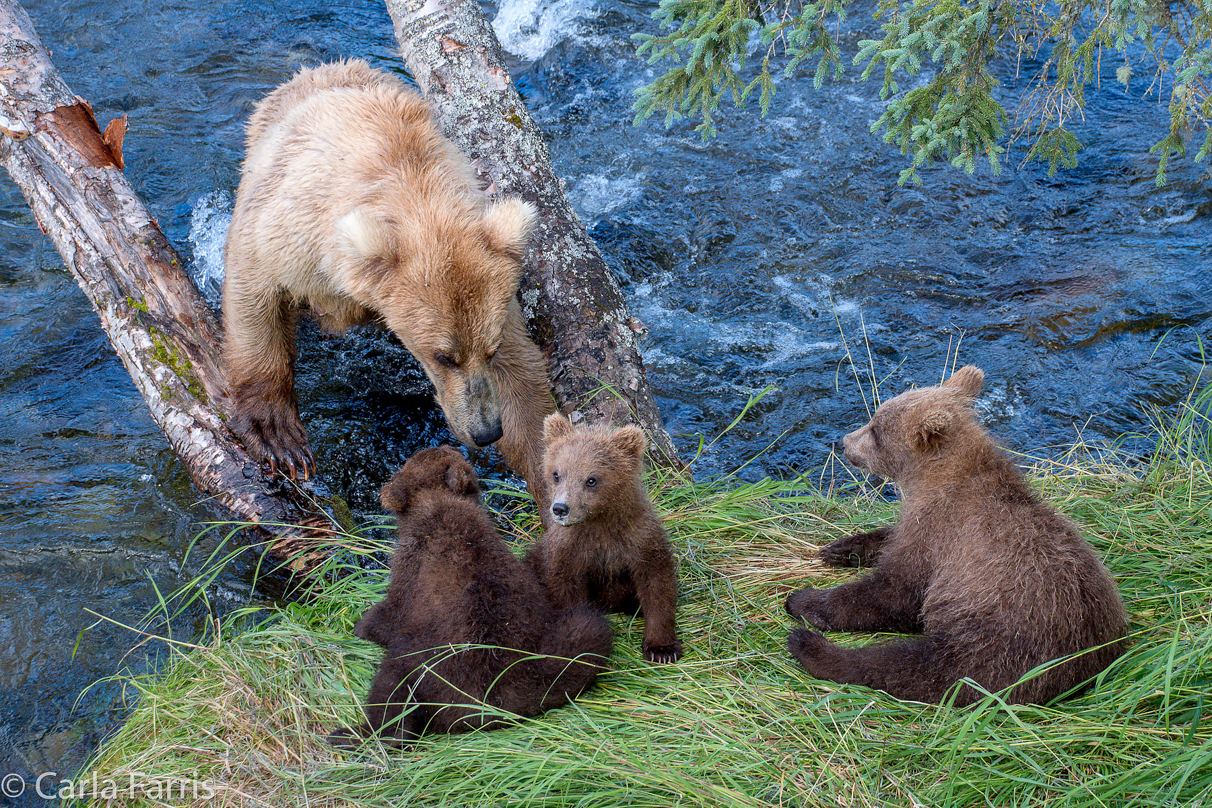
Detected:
left=383, top=0, right=684, bottom=469
left=0, top=0, right=340, bottom=580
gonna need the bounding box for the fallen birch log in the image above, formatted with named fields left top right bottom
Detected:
left=0, top=0, right=341, bottom=580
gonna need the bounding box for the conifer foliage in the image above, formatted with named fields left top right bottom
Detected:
left=632, top=0, right=1212, bottom=184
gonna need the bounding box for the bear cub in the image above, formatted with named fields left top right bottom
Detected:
left=786, top=365, right=1128, bottom=706
left=332, top=446, right=613, bottom=747
left=223, top=60, right=553, bottom=489
left=525, top=415, right=681, bottom=664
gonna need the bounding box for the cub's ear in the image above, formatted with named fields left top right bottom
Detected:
left=481, top=198, right=538, bottom=262
left=444, top=456, right=480, bottom=499
left=916, top=408, right=954, bottom=451
left=336, top=207, right=396, bottom=264
left=942, top=365, right=984, bottom=401
left=382, top=447, right=478, bottom=510
left=612, top=425, right=647, bottom=461
left=544, top=412, right=575, bottom=445
left=380, top=467, right=412, bottom=514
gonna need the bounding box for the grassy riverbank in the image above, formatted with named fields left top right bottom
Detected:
left=76, top=391, right=1211, bottom=807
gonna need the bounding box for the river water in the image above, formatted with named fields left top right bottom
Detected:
left=0, top=0, right=1208, bottom=801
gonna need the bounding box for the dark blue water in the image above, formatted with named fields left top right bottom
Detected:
left=1, top=0, right=1209, bottom=802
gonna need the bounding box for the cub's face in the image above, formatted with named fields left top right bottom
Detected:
left=842, top=393, right=924, bottom=480
left=337, top=198, right=538, bottom=452
left=543, top=415, right=646, bottom=527
left=842, top=365, right=986, bottom=481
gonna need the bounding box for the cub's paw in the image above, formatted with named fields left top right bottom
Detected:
left=820, top=527, right=891, bottom=568
left=353, top=605, right=387, bottom=646
left=787, top=628, right=834, bottom=677
left=784, top=588, right=834, bottom=631
left=326, top=726, right=366, bottom=751
left=230, top=394, right=315, bottom=480
left=643, top=640, right=682, bottom=664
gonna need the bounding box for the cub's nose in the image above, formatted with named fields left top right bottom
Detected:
left=551, top=502, right=569, bottom=518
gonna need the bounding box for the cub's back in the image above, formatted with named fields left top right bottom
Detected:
left=919, top=482, right=1127, bottom=656
left=399, top=496, right=552, bottom=646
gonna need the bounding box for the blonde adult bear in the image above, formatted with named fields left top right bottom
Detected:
left=222, top=60, right=553, bottom=489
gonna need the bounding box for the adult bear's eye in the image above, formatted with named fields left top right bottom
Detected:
left=434, top=352, right=459, bottom=368
left=585, top=477, right=597, bottom=488
left=552, top=471, right=560, bottom=482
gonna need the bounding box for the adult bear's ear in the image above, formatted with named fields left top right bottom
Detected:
left=336, top=208, right=397, bottom=270
left=543, top=412, right=574, bottom=444
left=942, top=365, right=984, bottom=402
left=612, top=425, right=647, bottom=462
left=481, top=198, right=538, bottom=262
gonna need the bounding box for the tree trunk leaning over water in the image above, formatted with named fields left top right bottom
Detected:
left=384, top=0, right=684, bottom=470
left=0, top=0, right=342, bottom=580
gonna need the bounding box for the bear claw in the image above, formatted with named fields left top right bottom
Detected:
left=819, top=527, right=892, bottom=568
left=230, top=399, right=315, bottom=481
left=643, top=642, right=682, bottom=664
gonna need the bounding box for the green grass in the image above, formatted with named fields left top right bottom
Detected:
left=74, top=389, right=1211, bottom=807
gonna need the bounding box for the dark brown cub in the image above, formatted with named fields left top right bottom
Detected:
left=331, top=446, right=613, bottom=747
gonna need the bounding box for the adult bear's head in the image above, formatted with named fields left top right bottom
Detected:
left=336, top=196, right=538, bottom=450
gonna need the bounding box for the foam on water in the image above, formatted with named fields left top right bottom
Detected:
left=569, top=170, right=646, bottom=222
left=773, top=273, right=863, bottom=322
left=632, top=276, right=842, bottom=371
left=187, top=190, right=232, bottom=305
left=975, top=382, right=1026, bottom=423
left=492, top=0, right=597, bottom=61
left=768, top=167, right=803, bottom=193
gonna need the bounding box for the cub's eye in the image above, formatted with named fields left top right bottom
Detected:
left=434, top=352, right=458, bottom=369
left=585, top=477, right=597, bottom=488
left=552, top=471, right=560, bottom=483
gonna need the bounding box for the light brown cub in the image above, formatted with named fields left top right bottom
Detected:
left=222, top=60, right=552, bottom=489
left=525, top=414, right=681, bottom=663
left=786, top=365, right=1128, bottom=705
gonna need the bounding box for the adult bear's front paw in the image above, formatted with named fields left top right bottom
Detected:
left=229, top=389, right=315, bottom=480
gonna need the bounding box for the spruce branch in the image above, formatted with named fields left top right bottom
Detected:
left=633, top=0, right=1212, bottom=182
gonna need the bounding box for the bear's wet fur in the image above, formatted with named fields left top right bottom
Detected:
left=525, top=415, right=681, bottom=664
left=332, top=446, right=613, bottom=747
left=785, top=365, right=1128, bottom=706
left=223, top=60, right=552, bottom=489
